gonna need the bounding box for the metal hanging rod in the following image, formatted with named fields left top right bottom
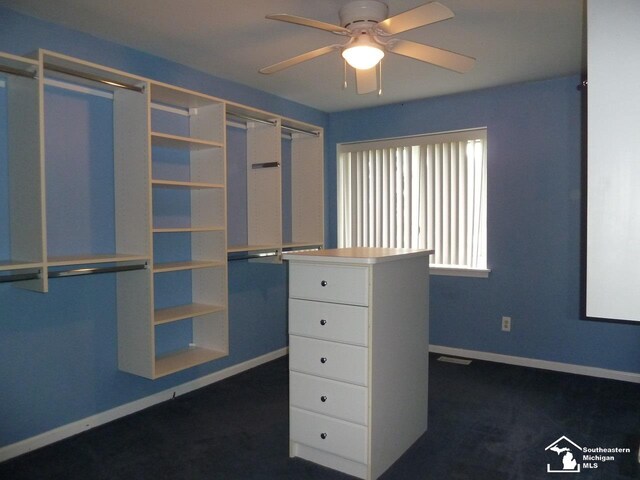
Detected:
left=0, top=64, right=37, bottom=80
left=252, top=162, right=280, bottom=169
left=226, top=111, right=277, bottom=127
left=43, top=63, right=145, bottom=93
left=228, top=250, right=279, bottom=262
left=226, top=111, right=320, bottom=137
left=281, top=124, right=320, bottom=137
left=48, top=263, right=147, bottom=279
left=0, top=271, right=40, bottom=283
left=282, top=245, right=322, bottom=253
left=0, top=263, right=148, bottom=284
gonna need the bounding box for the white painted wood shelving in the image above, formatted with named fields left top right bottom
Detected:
left=226, top=102, right=324, bottom=260
left=1, top=47, right=323, bottom=378
left=145, top=80, right=229, bottom=378
left=0, top=52, right=45, bottom=292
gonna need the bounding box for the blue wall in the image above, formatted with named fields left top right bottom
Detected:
left=327, top=78, right=640, bottom=374
left=0, top=7, right=322, bottom=447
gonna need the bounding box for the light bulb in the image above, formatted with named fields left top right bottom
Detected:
left=342, top=33, right=384, bottom=70
left=342, top=45, right=384, bottom=70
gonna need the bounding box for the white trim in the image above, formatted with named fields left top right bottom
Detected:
left=429, top=345, right=640, bottom=384
left=430, top=267, right=491, bottom=278
left=0, top=347, right=288, bottom=462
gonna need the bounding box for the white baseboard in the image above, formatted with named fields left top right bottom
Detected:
left=0, top=347, right=288, bottom=463
left=430, top=345, right=640, bottom=384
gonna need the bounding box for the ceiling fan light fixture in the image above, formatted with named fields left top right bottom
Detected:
left=342, top=45, right=384, bottom=70
left=342, top=35, right=385, bottom=70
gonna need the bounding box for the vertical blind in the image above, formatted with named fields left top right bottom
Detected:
left=337, top=129, right=487, bottom=270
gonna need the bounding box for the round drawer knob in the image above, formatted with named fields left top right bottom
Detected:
left=320, top=357, right=327, bottom=364
left=320, top=433, right=327, bottom=440
left=320, top=280, right=328, bottom=287
left=320, top=395, right=327, bottom=402
left=320, top=319, right=327, bottom=326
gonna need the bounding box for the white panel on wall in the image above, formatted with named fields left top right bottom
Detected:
left=586, top=0, right=640, bottom=321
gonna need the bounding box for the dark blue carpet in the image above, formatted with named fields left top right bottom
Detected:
left=1, top=354, right=638, bottom=479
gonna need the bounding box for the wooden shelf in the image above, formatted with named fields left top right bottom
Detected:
left=150, top=81, right=223, bottom=109
left=154, top=346, right=227, bottom=378
left=153, top=260, right=224, bottom=273
left=154, top=303, right=225, bottom=325
left=151, top=131, right=223, bottom=150
left=47, top=254, right=149, bottom=267
left=0, top=260, right=42, bottom=272
left=152, top=179, right=224, bottom=189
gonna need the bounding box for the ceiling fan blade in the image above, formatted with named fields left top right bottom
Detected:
left=266, top=14, right=350, bottom=35
left=259, top=45, right=340, bottom=74
left=356, top=67, right=378, bottom=94
left=377, top=2, right=454, bottom=35
left=387, top=39, right=475, bottom=73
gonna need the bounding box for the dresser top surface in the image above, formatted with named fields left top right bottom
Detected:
left=283, top=247, right=433, bottom=265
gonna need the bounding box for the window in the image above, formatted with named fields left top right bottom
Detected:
left=337, top=128, right=488, bottom=276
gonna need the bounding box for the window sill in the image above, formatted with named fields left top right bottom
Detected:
left=429, top=266, right=491, bottom=278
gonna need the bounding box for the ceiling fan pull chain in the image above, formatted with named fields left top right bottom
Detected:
left=378, top=60, right=383, bottom=96
left=343, top=59, right=348, bottom=89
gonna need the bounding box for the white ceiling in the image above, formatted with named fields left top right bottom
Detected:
left=1, top=0, right=585, bottom=112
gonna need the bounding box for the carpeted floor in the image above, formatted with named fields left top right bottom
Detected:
left=1, top=354, right=639, bottom=479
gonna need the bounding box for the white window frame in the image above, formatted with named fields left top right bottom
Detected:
left=337, top=128, right=490, bottom=277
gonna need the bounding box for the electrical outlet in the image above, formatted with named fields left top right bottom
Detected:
left=501, top=316, right=511, bottom=332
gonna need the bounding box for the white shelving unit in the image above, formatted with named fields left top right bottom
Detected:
left=284, top=119, right=324, bottom=251
left=41, top=50, right=150, bottom=271
left=0, top=52, right=45, bottom=292
left=1, top=47, right=323, bottom=379
left=38, top=51, right=157, bottom=381
left=226, top=103, right=324, bottom=258
left=144, top=81, right=228, bottom=379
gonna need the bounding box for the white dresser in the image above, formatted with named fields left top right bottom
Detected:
left=283, top=247, right=432, bottom=479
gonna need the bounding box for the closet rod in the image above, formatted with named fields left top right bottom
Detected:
left=252, top=162, right=280, bottom=169
left=226, top=111, right=277, bottom=127
left=282, top=245, right=322, bottom=253
left=0, top=64, right=37, bottom=80
left=0, top=271, right=40, bottom=283
left=225, top=112, right=319, bottom=137
left=48, top=263, right=147, bottom=279
left=43, top=63, right=145, bottom=93
left=281, top=124, right=320, bottom=137
left=228, top=251, right=279, bottom=262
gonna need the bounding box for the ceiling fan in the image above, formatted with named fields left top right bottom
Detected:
left=259, top=0, right=476, bottom=95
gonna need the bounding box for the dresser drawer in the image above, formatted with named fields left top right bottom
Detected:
left=289, top=299, right=368, bottom=346
left=290, top=407, right=368, bottom=464
left=289, top=336, right=368, bottom=386
left=290, top=372, right=368, bottom=425
left=289, top=263, right=369, bottom=306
